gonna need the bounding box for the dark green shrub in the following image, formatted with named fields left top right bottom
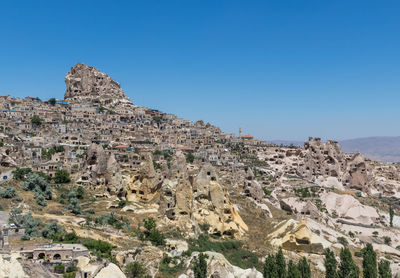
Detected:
left=193, top=253, right=208, bottom=278
left=125, top=261, right=149, bottom=278
left=54, top=169, right=71, bottom=184
left=54, top=264, right=65, bottom=274
left=0, top=186, right=17, bottom=198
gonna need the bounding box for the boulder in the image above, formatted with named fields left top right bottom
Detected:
left=94, top=263, right=126, bottom=278
left=321, top=192, right=379, bottom=225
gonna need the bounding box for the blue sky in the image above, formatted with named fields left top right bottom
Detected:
left=1, top=1, right=399, bottom=141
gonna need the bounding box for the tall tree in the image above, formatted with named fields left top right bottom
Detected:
left=276, top=247, right=287, bottom=278
left=288, top=260, right=301, bottom=278
left=389, top=206, right=394, bottom=227
left=363, top=243, right=377, bottom=278
left=378, top=260, right=392, bottom=278
left=324, top=249, right=338, bottom=278
left=264, top=254, right=278, bottom=278
left=297, top=257, right=311, bottom=278
left=193, top=253, right=208, bottom=278
left=338, top=248, right=359, bottom=278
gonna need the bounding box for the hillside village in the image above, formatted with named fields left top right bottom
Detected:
left=0, top=64, right=400, bottom=277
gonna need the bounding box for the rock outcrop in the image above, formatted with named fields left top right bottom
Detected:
left=280, top=197, right=320, bottom=219
left=192, top=164, right=248, bottom=237
left=243, top=168, right=265, bottom=201
left=0, top=149, right=17, bottom=167
left=0, top=253, right=29, bottom=278
left=297, top=137, right=371, bottom=192
left=65, top=63, right=134, bottom=108
left=85, top=143, right=107, bottom=179
left=158, top=156, right=248, bottom=238
left=179, top=251, right=263, bottom=278
left=268, top=219, right=328, bottom=254
left=127, top=154, right=162, bottom=202
left=321, top=192, right=379, bottom=225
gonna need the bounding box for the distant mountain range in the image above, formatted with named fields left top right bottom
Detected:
left=272, top=137, right=400, bottom=163
left=339, top=137, right=400, bottom=163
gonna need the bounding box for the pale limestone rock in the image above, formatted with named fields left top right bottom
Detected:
left=0, top=253, right=28, bottom=278
left=321, top=192, right=379, bottom=225
left=95, top=263, right=126, bottom=278
left=182, top=251, right=263, bottom=278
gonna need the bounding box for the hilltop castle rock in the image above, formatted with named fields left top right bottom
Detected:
left=65, top=63, right=134, bottom=109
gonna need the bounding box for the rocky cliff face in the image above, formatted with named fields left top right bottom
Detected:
left=297, top=137, right=371, bottom=192
left=64, top=63, right=134, bottom=108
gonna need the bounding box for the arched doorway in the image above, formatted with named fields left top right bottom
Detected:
left=53, top=254, right=61, bottom=260
left=38, top=253, right=45, bottom=259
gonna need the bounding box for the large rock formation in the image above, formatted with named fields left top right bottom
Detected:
left=179, top=251, right=263, bottom=278
left=321, top=192, right=379, bottom=225
left=81, top=143, right=129, bottom=195
left=85, top=143, right=107, bottom=179
left=192, top=164, right=248, bottom=237
left=297, top=137, right=371, bottom=192
left=64, top=63, right=134, bottom=108
left=127, top=154, right=163, bottom=202
left=0, top=253, right=29, bottom=278
left=243, top=168, right=264, bottom=201
left=158, top=154, right=248, bottom=238
left=268, top=219, right=328, bottom=254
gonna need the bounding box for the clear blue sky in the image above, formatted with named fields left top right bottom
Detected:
left=1, top=1, right=399, bottom=141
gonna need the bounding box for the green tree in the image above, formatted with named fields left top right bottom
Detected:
left=276, top=247, right=286, bottom=278
left=362, top=243, right=377, bottom=278
left=48, top=98, right=56, bottom=106
left=22, top=172, right=52, bottom=206
left=193, top=253, right=208, bottom=278
left=68, top=197, right=82, bottom=214
left=11, top=211, right=41, bottom=240
left=288, top=260, right=301, bottom=278
left=378, top=260, right=392, bottom=278
left=0, top=186, right=17, bottom=198
left=139, top=217, right=165, bottom=246
left=125, top=261, right=148, bottom=278
left=186, top=153, right=195, bottom=163
left=297, top=257, right=311, bottom=278
left=76, top=186, right=85, bottom=199
left=338, top=248, right=359, bottom=278
left=324, top=248, right=338, bottom=278
left=389, top=206, right=394, bottom=227
left=263, top=254, right=278, bottom=278
left=54, top=169, right=71, bottom=184
left=42, top=221, right=65, bottom=239
left=12, top=167, right=32, bottom=180
left=31, top=115, right=44, bottom=126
